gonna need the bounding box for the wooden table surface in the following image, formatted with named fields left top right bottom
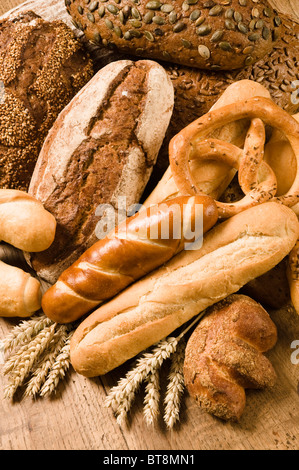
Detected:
left=0, top=0, right=299, bottom=451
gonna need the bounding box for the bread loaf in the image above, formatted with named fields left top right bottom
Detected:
left=70, top=202, right=299, bottom=377
left=183, top=294, right=277, bottom=421
left=0, top=11, right=94, bottom=191
left=66, top=0, right=281, bottom=71
left=26, top=59, right=174, bottom=284
left=0, top=189, right=56, bottom=252
left=0, top=260, right=41, bottom=317
left=42, top=195, right=218, bottom=324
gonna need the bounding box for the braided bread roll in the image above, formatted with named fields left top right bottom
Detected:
left=183, top=294, right=277, bottom=421
left=0, top=260, right=41, bottom=317
left=42, top=195, right=218, bottom=324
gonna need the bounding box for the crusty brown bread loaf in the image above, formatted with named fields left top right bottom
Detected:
left=70, top=202, right=299, bottom=377
left=0, top=11, right=94, bottom=191
left=183, top=294, right=277, bottom=421
left=66, top=0, right=281, bottom=71
left=41, top=195, right=218, bottom=324
left=26, top=59, right=174, bottom=284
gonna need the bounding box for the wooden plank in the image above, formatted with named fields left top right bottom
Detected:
left=0, top=0, right=299, bottom=451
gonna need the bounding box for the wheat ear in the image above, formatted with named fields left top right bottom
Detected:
left=164, top=338, right=186, bottom=429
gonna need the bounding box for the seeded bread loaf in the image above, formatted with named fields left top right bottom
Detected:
left=66, top=0, right=281, bottom=71
left=0, top=11, right=94, bottom=191
left=26, top=59, right=174, bottom=284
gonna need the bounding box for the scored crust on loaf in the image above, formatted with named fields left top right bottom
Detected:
left=27, top=59, right=174, bottom=284
left=0, top=11, right=94, bottom=190
left=70, top=202, right=299, bottom=377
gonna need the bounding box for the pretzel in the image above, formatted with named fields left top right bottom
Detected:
left=169, top=97, right=299, bottom=218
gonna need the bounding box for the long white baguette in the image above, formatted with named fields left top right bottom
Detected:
left=70, top=202, right=299, bottom=377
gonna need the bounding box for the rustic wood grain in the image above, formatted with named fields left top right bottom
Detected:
left=0, top=0, right=299, bottom=451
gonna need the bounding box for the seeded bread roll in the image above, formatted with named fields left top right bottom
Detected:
left=66, top=0, right=281, bottom=71
left=0, top=11, right=94, bottom=191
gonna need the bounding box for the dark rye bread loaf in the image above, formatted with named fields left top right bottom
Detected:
left=26, top=59, right=174, bottom=284
left=66, top=0, right=282, bottom=71
left=0, top=11, right=94, bottom=191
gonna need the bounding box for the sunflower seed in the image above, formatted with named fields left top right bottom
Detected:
left=225, top=19, right=235, bottom=30
left=255, top=19, right=264, bottom=29
left=211, top=30, right=224, bottom=42
left=242, top=45, right=254, bottom=54
left=274, top=16, right=281, bottom=27
left=219, top=41, right=233, bottom=51
left=93, top=32, right=101, bottom=43
left=129, top=19, right=142, bottom=27
left=262, top=27, right=270, bottom=40
left=89, top=1, right=99, bottom=11
left=248, top=33, right=260, bottom=41
left=107, top=4, right=119, bottom=14
left=245, top=55, right=254, bottom=66
left=173, top=22, right=186, bottom=33
left=195, top=16, right=205, bottom=26
left=146, top=1, right=162, bottom=10
left=234, top=11, right=242, bottom=22
left=251, top=8, right=259, bottom=18
left=196, top=24, right=212, bottom=35
left=161, top=4, right=173, bottom=12
left=169, top=11, right=177, bottom=23
left=132, top=7, right=141, bottom=18
left=190, top=9, right=201, bottom=21
left=124, top=31, right=132, bottom=39
left=187, top=0, right=199, bottom=4
left=198, top=45, right=210, bottom=59
left=87, top=12, right=95, bottom=22
left=209, top=5, right=223, bottom=16
left=77, top=6, right=83, bottom=14
left=153, top=15, right=165, bottom=24
left=238, top=22, right=248, bottom=34
left=225, top=8, right=234, bottom=19
left=181, top=38, right=192, bottom=48
left=105, top=18, right=113, bottom=29
left=144, top=11, right=154, bottom=23
left=144, top=30, right=155, bottom=41
left=264, top=7, right=272, bottom=17
left=114, top=26, right=122, bottom=37
left=239, top=0, right=247, bottom=5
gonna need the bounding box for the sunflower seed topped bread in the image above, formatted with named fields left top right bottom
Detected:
left=26, top=59, right=174, bottom=284
left=66, top=0, right=281, bottom=71
left=0, top=11, right=94, bottom=191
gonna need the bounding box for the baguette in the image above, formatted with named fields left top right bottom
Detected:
left=0, top=189, right=56, bottom=252
left=70, top=202, right=299, bottom=377
left=66, top=0, right=281, bottom=71
left=42, top=195, right=218, bottom=324
left=26, top=59, right=174, bottom=284
left=0, top=260, right=41, bottom=317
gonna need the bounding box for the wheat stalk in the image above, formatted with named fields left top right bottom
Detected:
left=2, top=314, right=53, bottom=354
left=143, top=369, right=160, bottom=427
left=3, top=322, right=57, bottom=398
left=24, top=325, right=69, bottom=398
left=164, top=338, right=186, bottom=429
left=105, top=309, right=207, bottom=427
left=39, top=331, right=74, bottom=397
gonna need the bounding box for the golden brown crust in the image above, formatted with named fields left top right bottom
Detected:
left=67, top=0, right=281, bottom=71
left=183, top=294, right=277, bottom=421
left=0, top=11, right=94, bottom=190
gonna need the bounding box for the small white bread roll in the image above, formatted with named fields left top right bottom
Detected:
left=0, top=189, right=56, bottom=252
left=0, top=260, right=41, bottom=317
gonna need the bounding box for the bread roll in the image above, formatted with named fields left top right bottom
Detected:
left=26, top=59, right=174, bottom=284
left=184, top=294, right=277, bottom=421
left=66, top=0, right=281, bottom=71
left=0, top=189, right=56, bottom=252
left=0, top=11, right=94, bottom=190
left=70, top=202, right=299, bottom=377
left=42, top=195, right=218, bottom=324
left=0, top=260, right=41, bottom=317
